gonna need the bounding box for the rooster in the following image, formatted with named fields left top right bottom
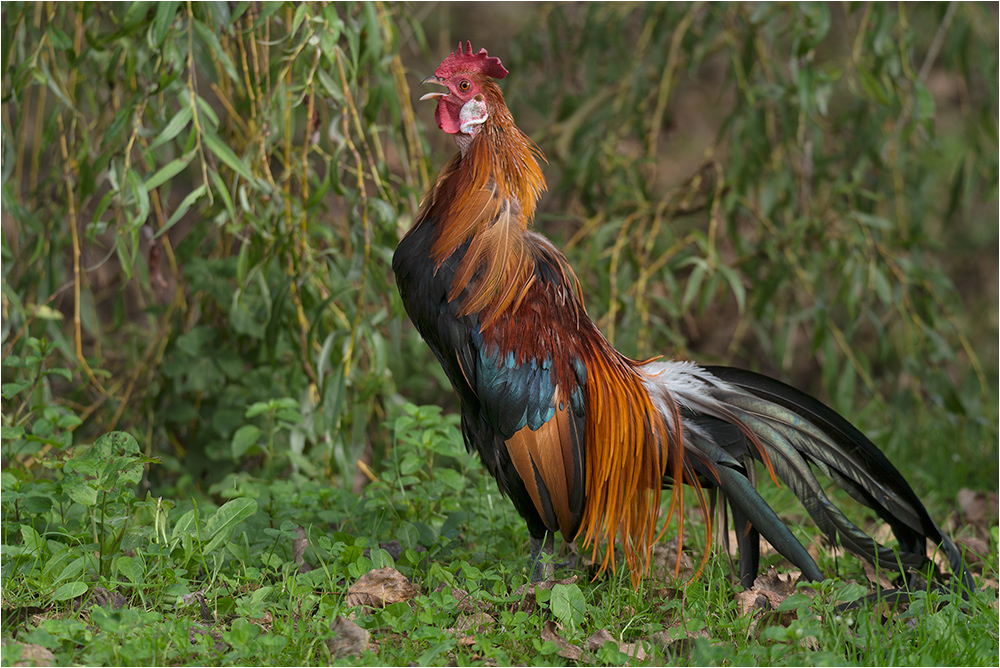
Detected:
left=392, top=42, right=973, bottom=593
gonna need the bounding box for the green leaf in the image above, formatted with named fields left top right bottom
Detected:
left=144, top=153, right=193, bottom=191
left=852, top=212, right=892, bottom=230
left=245, top=401, right=272, bottom=419
left=2, top=382, right=32, bottom=399
left=159, top=184, right=207, bottom=236
left=209, top=169, right=236, bottom=225
left=170, top=509, right=196, bottom=542
left=231, top=424, right=262, bottom=458
left=191, top=18, right=240, bottom=83
left=20, top=525, right=47, bottom=556
left=194, top=94, right=220, bottom=130
left=681, top=258, right=708, bottom=312
left=149, top=105, right=193, bottom=150
left=1, top=424, right=26, bottom=440
left=549, top=583, right=586, bottom=628
left=53, top=556, right=86, bottom=584
left=122, top=1, right=153, bottom=28
left=125, top=168, right=150, bottom=229
left=115, top=555, right=144, bottom=584
left=150, top=1, right=180, bottom=47
left=64, top=480, right=99, bottom=507
left=51, top=581, right=88, bottom=602
left=291, top=2, right=310, bottom=35
left=203, top=132, right=255, bottom=183
left=202, top=498, right=258, bottom=554
left=102, top=108, right=133, bottom=150
left=716, top=263, right=746, bottom=313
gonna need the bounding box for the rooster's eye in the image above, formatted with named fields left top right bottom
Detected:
left=459, top=80, right=471, bottom=92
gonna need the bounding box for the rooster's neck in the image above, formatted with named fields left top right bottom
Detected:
left=421, top=91, right=547, bottom=325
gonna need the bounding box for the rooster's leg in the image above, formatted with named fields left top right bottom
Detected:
left=529, top=532, right=556, bottom=582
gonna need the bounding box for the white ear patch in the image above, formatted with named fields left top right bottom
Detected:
left=459, top=95, right=489, bottom=134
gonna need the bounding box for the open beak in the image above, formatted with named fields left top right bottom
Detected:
left=419, top=75, right=447, bottom=101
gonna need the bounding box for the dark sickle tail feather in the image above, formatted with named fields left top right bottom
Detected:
left=699, top=365, right=974, bottom=594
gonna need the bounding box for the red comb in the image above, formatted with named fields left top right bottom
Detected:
left=434, top=41, right=508, bottom=80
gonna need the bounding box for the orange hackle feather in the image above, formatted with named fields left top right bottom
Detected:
left=575, top=341, right=673, bottom=581
left=425, top=80, right=546, bottom=328
left=422, top=72, right=698, bottom=586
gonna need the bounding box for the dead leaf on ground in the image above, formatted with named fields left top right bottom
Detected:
left=650, top=538, right=694, bottom=583
left=541, top=620, right=583, bottom=661
left=293, top=526, right=311, bottom=573
left=734, top=567, right=810, bottom=637
left=326, top=615, right=370, bottom=659
left=2, top=638, right=55, bottom=668
left=455, top=610, right=497, bottom=634
left=89, top=586, right=127, bottom=610
left=861, top=560, right=895, bottom=591
left=249, top=610, right=273, bottom=633
left=432, top=584, right=480, bottom=614
left=189, top=625, right=228, bottom=652
left=645, top=626, right=709, bottom=662
left=72, top=586, right=127, bottom=614
left=178, top=589, right=215, bottom=623
left=956, top=536, right=990, bottom=566
left=346, top=567, right=419, bottom=608
left=958, top=488, right=998, bottom=533
left=445, top=610, right=499, bottom=647
left=735, top=567, right=808, bottom=614
left=584, top=628, right=648, bottom=661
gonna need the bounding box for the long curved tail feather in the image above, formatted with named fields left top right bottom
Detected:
left=642, top=360, right=974, bottom=593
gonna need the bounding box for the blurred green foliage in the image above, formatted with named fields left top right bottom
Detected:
left=2, top=1, right=996, bottom=503
left=2, top=1, right=428, bottom=493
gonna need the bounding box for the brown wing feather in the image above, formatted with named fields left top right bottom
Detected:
left=505, top=389, right=581, bottom=537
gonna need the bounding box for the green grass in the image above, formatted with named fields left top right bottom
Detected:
left=3, top=380, right=998, bottom=666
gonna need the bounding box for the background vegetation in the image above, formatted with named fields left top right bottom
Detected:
left=2, top=2, right=997, bottom=665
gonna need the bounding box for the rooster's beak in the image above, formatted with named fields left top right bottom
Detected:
left=419, top=75, right=447, bottom=101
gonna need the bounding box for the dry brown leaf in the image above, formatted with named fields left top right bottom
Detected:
left=346, top=567, right=419, bottom=608
left=734, top=567, right=810, bottom=637
left=956, top=536, right=991, bottom=567
left=455, top=611, right=497, bottom=634
left=249, top=610, right=273, bottom=633
left=189, top=625, right=228, bottom=652
left=293, top=526, right=310, bottom=572
left=958, top=488, right=999, bottom=532
left=584, top=628, right=648, bottom=661
left=861, top=560, right=895, bottom=590
left=583, top=628, right=617, bottom=652
left=433, top=584, right=480, bottom=613
left=2, top=639, right=55, bottom=668
left=650, top=537, right=694, bottom=582
left=326, top=615, right=370, bottom=659
left=84, top=586, right=127, bottom=611
left=512, top=575, right=578, bottom=597
left=443, top=611, right=496, bottom=648
left=541, top=620, right=583, bottom=661
left=645, top=626, right=709, bottom=662
left=742, top=568, right=807, bottom=609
